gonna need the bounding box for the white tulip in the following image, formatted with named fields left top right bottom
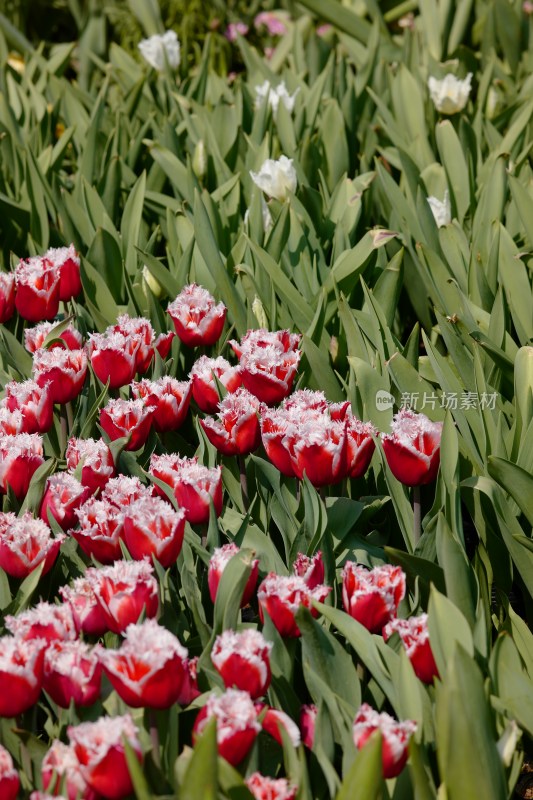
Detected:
left=254, top=80, right=299, bottom=115
left=428, top=73, right=472, bottom=114
left=427, top=190, right=451, bottom=228
left=138, top=30, right=180, bottom=71
left=250, top=155, right=297, bottom=202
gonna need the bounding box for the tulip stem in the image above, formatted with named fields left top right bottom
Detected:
left=66, top=401, right=74, bottom=434
left=149, top=709, right=161, bottom=768
left=60, top=405, right=68, bottom=456
left=413, top=485, right=421, bottom=546
left=239, top=455, right=249, bottom=512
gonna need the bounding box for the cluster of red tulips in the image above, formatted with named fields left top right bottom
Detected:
left=0, top=247, right=446, bottom=797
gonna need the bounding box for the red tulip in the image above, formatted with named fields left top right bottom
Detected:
left=66, top=437, right=115, bottom=494
left=0, top=432, right=44, bottom=499
left=0, top=745, right=19, bottom=800
left=383, top=613, right=439, bottom=684
left=71, top=497, right=124, bottom=564
left=101, top=474, right=152, bottom=508
left=346, top=416, right=376, bottom=478
left=381, top=408, right=443, bottom=486
left=87, top=560, right=159, bottom=634
left=154, top=330, right=175, bottom=360
left=15, top=256, right=60, bottom=322
left=44, top=640, right=102, bottom=708
left=291, top=414, right=347, bottom=487
left=207, top=542, right=259, bottom=606
left=88, top=331, right=138, bottom=389
left=6, top=601, right=76, bottom=645
left=3, top=379, right=53, bottom=433
left=0, top=272, right=15, bottom=324
left=230, top=328, right=301, bottom=405
left=176, top=656, right=201, bottom=705
left=211, top=629, right=272, bottom=699
left=342, top=563, right=406, bottom=634
left=40, top=472, right=91, bottom=530
left=131, top=376, right=191, bottom=433
left=246, top=773, right=297, bottom=800
left=0, top=512, right=64, bottom=579
left=189, top=355, right=242, bottom=413
left=167, top=283, right=226, bottom=347
left=98, top=619, right=188, bottom=709
left=99, top=398, right=154, bottom=451
left=45, top=244, right=82, bottom=301
left=200, top=387, right=261, bottom=456
left=42, top=740, right=96, bottom=800
left=123, top=495, right=185, bottom=567
left=25, top=320, right=83, bottom=353
left=112, top=314, right=157, bottom=375
left=293, top=551, right=324, bottom=589
left=32, top=347, right=87, bottom=404
left=68, top=714, right=142, bottom=800
left=300, top=704, right=317, bottom=749
left=192, top=689, right=261, bottom=766
left=257, top=705, right=301, bottom=748
left=0, top=635, right=45, bottom=717
left=59, top=577, right=109, bottom=637
left=257, top=573, right=331, bottom=638
left=149, top=454, right=223, bottom=525
left=352, top=703, right=417, bottom=778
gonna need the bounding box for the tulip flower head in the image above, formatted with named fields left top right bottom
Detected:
left=6, top=601, right=76, bottom=644
left=149, top=454, right=223, bottom=525
left=132, top=376, right=191, bottom=433
left=352, top=703, right=417, bottom=778
left=99, top=398, right=154, bottom=451
left=101, top=474, right=152, bottom=509
left=200, top=387, right=261, bottom=456
left=176, top=656, right=201, bottom=705
left=383, top=613, right=439, bottom=684
left=40, top=472, right=91, bottom=530
left=0, top=745, right=19, bottom=800
left=43, top=639, right=102, bottom=708
left=0, top=432, right=44, bottom=499
left=32, top=347, right=88, bottom=404
left=43, top=244, right=82, bottom=301
left=25, top=320, right=83, bottom=353
left=300, top=703, right=318, bottom=749
left=257, top=572, right=331, bottom=637
left=254, top=80, right=299, bottom=115
left=193, top=689, right=261, bottom=766
left=211, top=628, right=272, bottom=698
left=250, top=156, right=297, bottom=202
left=230, top=328, right=302, bottom=405
left=42, top=740, right=94, bottom=800
left=138, top=30, right=180, bottom=71
left=123, top=495, right=186, bottom=567
left=246, top=773, right=297, bottom=800
left=72, top=497, right=125, bottom=564
left=0, top=512, right=64, bottom=579
left=258, top=705, right=302, bottom=748
left=0, top=407, right=24, bottom=435
left=0, top=272, right=16, bottom=324
left=59, top=576, right=108, bottom=637
left=98, top=619, right=189, bottom=709
left=0, top=635, right=45, bottom=717
left=86, top=560, right=159, bottom=634
left=88, top=330, right=138, bottom=390
left=66, top=437, right=115, bottom=494
left=342, top=562, right=406, bottom=634
left=3, top=379, right=53, bottom=434
left=112, top=314, right=159, bottom=375
left=208, top=542, right=259, bottom=606
left=428, top=72, right=472, bottom=114
left=167, top=284, right=227, bottom=347
left=293, top=551, right=325, bottom=589
left=381, top=408, right=443, bottom=486
left=189, top=355, right=242, bottom=413
left=15, top=256, right=60, bottom=322
left=68, top=714, right=142, bottom=800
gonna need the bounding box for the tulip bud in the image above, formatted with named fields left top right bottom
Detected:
left=193, top=689, right=261, bottom=766
left=352, top=703, right=416, bottom=779
left=193, top=138, right=207, bottom=179
left=211, top=629, right=272, bottom=698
